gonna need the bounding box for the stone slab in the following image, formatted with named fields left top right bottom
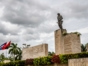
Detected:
left=27, top=64, right=68, bottom=66
left=22, top=44, right=48, bottom=60
left=64, top=33, right=81, bottom=54
left=68, top=58, right=88, bottom=66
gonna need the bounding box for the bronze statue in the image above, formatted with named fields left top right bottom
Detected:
left=57, top=13, right=63, bottom=30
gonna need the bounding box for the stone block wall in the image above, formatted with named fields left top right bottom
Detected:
left=86, top=44, right=88, bottom=52
left=55, top=29, right=81, bottom=55
left=27, top=64, right=68, bottom=66
left=55, top=29, right=67, bottom=54
left=68, top=58, right=88, bottom=66
left=64, top=33, right=81, bottom=54
left=22, top=44, right=48, bottom=60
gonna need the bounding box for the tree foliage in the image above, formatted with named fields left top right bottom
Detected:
left=8, top=43, right=22, bottom=61
left=0, top=53, right=5, bottom=62
left=48, top=51, right=55, bottom=56
left=81, top=44, right=87, bottom=52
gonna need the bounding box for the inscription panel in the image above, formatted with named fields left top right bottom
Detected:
left=64, top=34, right=72, bottom=54
left=22, top=44, right=48, bottom=60
left=71, top=34, right=81, bottom=53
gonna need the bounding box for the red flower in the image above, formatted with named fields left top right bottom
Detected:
left=25, top=59, right=34, bottom=65
left=51, top=55, right=61, bottom=63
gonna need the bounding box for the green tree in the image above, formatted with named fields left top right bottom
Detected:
left=15, top=48, right=22, bottom=60
left=48, top=51, right=55, bottom=56
left=0, top=53, right=5, bottom=62
left=81, top=44, right=87, bottom=52
left=8, top=43, right=21, bottom=61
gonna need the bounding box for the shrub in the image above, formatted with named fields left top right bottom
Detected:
left=0, top=52, right=88, bottom=66
left=0, top=60, right=25, bottom=66
left=33, top=56, right=52, bottom=66
left=59, top=54, right=68, bottom=64
left=51, top=55, right=60, bottom=64
left=71, top=32, right=81, bottom=36
left=25, top=59, right=34, bottom=65
left=63, top=32, right=68, bottom=36
left=59, top=52, right=88, bottom=64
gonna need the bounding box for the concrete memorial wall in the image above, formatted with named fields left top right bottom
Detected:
left=55, top=29, right=81, bottom=55
left=86, top=44, right=88, bottom=52
left=64, top=33, right=81, bottom=54
left=68, top=58, right=88, bottom=66
left=27, top=64, right=68, bottom=66
left=22, top=44, right=48, bottom=60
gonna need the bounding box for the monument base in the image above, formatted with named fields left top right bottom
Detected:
left=55, top=29, right=81, bottom=55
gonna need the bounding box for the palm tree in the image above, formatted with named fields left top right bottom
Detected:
left=15, top=48, right=22, bottom=60
left=8, top=43, right=21, bottom=61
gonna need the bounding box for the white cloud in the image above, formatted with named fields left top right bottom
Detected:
left=78, top=27, right=88, bottom=34
left=0, top=7, right=4, bottom=18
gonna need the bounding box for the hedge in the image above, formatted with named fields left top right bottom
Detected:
left=60, top=52, right=88, bottom=63
left=0, top=52, right=88, bottom=66
left=0, top=60, right=25, bottom=66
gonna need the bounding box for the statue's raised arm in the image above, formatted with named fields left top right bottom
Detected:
left=57, top=13, right=63, bottom=30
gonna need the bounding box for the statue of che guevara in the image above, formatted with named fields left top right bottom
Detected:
left=57, top=13, right=63, bottom=30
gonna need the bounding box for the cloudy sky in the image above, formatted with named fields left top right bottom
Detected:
left=0, top=0, right=88, bottom=53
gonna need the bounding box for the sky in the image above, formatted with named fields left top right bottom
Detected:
left=0, top=0, right=88, bottom=53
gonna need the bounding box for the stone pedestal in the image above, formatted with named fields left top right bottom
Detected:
left=55, top=29, right=67, bottom=54
left=55, top=29, right=81, bottom=55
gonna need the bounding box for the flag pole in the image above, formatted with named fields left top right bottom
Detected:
left=6, top=49, right=8, bottom=57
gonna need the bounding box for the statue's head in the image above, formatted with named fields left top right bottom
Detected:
left=57, top=13, right=60, bottom=16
